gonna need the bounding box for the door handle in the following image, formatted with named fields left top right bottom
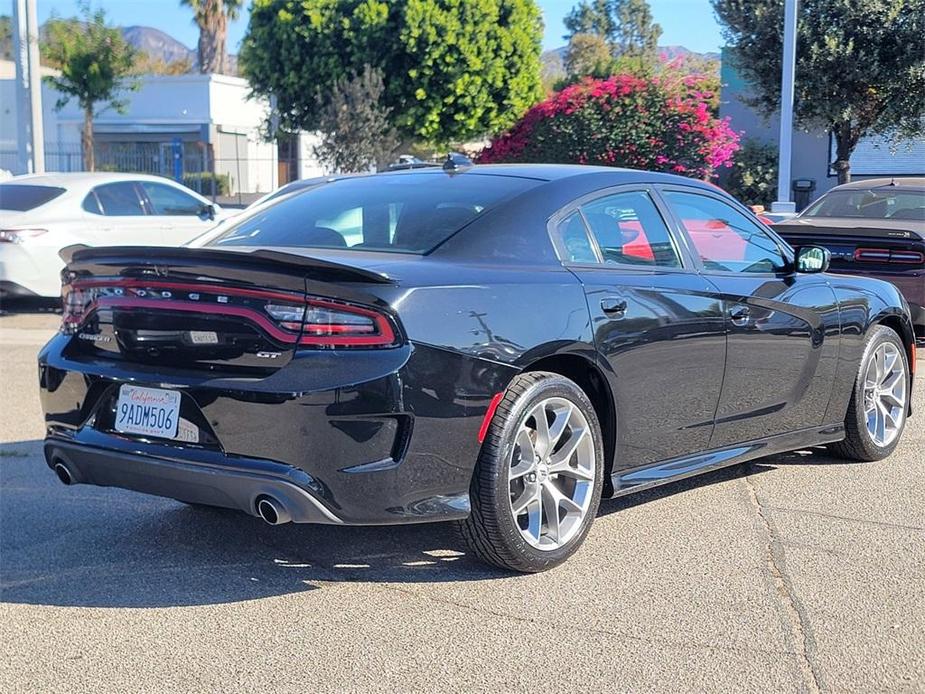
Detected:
left=729, top=305, right=751, bottom=326
left=601, top=297, right=628, bottom=317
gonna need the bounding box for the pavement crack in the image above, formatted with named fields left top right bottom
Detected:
left=378, top=583, right=797, bottom=660
left=743, top=468, right=825, bottom=694
left=767, top=506, right=925, bottom=533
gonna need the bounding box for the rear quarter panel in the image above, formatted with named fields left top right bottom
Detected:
left=825, top=274, right=916, bottom=423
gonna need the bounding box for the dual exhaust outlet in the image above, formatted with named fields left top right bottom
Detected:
left=52, top=458, right=292, bottom=526
left=256, top=496, right=292, bottom=526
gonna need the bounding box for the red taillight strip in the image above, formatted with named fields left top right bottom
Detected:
left=70, top=278, right=398, bottom=346
left=853, top=248, right=925, bottom=264
left=891, top=251, right=925, bottom=264
left=477, top=392, right=505, bottom=443
left=89, top=297, right=395, bottom=346
left=854, top=248, right=891, bottom=262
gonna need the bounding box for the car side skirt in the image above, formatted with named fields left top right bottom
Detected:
left=609, top=423, right=846, bottom=498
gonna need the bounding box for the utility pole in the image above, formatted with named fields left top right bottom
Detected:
left=12, top=0, right=45, bottom=174
left=771, top=0, right=798, bottom=214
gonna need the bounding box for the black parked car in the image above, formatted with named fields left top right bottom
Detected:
left=39, top=165, right=916, bottom=572
left=775, top=178, right=924, bottom=341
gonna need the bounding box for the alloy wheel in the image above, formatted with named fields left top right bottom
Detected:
left=863, top=342, right=907, bottom=447
left=508, top=397, right=596, bottom=551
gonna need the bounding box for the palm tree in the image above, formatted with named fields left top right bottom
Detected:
left=181, top=0, right=242, bottom=74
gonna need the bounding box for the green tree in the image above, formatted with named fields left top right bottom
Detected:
left=181, top=0, right=243, bottom=74
left=723, top=139, right=778, bottom=206
left=134, top=53, right=193, bottom=76
left=240, top=0, right=544, bottom=147
left=0, top=15, right=12, bottom=61
left=42, top=5, right=137, bottom=171
left=564, top=33, right=614, bottom=79
left=313, top=65, right=399, bottom=173
left=564, top=0, right=662, bottom=61
left=713, top=0, right=925, bottom=184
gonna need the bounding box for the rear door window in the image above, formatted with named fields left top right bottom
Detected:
left=579, top=191, right=683, bottom=268
left=87, top=182, right=147, bottom=216
left=0, top=184, right=66, bottom=211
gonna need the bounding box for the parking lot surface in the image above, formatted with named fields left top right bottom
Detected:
left=1, top=308, right=922, bottom=693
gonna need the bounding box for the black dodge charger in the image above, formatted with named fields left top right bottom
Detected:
left=38, top=165, right=916, bottom=572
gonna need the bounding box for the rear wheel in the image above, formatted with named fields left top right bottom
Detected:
left=830, top=326, right=910, bottom=462
left=458, top=372, right=604, bottom=573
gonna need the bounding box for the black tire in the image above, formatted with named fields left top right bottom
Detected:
left=829, top=325, right=910, bottom=462
left=457, top=371, right=605, bottom=573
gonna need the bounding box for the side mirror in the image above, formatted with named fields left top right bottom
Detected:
left=795, top=245, right=831, bottom=274
left=200, top=204, right=216, bottom=221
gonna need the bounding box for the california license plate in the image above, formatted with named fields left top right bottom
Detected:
left=115, top=385, right=181, bottom=439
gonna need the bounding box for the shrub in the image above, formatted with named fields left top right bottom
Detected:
left=183, top=172, right=231, bottom=196
left=478, top=74, right=739, bottom=179
left=722, top=139, right=778, bottom=206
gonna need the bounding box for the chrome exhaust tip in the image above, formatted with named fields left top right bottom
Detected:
left=256, top=497, right=291, bottom=525
left=53, top=461, right=74, bottom=486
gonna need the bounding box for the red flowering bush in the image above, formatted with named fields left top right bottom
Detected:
left=478, top=74, right=739, bottom=179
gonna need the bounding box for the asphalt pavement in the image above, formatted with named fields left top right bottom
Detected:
left=1, top=307, right=922, bottom=693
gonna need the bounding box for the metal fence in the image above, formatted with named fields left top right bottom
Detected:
left=1, top=141, right=292, bottom=203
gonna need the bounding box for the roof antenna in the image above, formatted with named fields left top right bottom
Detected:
left=443, top=152, right=473, bottom=173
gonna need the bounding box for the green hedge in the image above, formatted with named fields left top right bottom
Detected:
left=723, top=140, right=778, bottom=207
left=182, top=172, right=231, bottom=196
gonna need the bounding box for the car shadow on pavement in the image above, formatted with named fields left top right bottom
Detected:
left=0, top=440, right=844, bottom=609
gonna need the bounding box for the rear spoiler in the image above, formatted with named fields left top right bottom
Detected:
left=773, top=224, right=925, bottom=243
left=59, top=245, right=395, bottom=285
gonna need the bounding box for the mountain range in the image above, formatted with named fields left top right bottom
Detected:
left=540, top=44, right=720, bottom=84
left=121, top=25, right=239, bottom=75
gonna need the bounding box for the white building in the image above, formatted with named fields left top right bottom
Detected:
left=0, top=62, right=324, bottom=197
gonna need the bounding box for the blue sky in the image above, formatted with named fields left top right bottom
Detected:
left=33, top=0, right=724, bottom=55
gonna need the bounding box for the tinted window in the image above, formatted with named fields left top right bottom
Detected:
left=665, top=191, right=787, bottom=274
left=91, top=182, right=146, bottom=216
left=209, top=173, right=540, bottom=253
left=0, top=184, right=66, bottom=211
left=556, top=212, right=598, bottom=263
left=141, top=182, right=203, bottom=216
left=802, top=189, right=925, bottom=220
left=581, top=191, right=682, bottom=268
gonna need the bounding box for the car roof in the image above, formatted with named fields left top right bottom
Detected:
left=375, top=163, right=638, bottom=181
left=4, top=171, right=192, bottom=190
left=367, top=163, right=722, bottom=193
left=831, top=177, right=925, bottom=192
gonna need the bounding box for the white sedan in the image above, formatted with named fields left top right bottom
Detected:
left=0, top=172, right=227, bottom=298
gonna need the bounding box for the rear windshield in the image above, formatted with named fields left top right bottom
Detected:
left=208, top=172, right=541, bottom=253
left=802, top=189, right=925, bottom=221
left=0, top=184, right=66, bottom=211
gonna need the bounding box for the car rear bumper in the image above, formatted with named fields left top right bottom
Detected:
left=0, top=244, right=64, bottom=298
left=45, top=436, right=343, bottom=524
left=0, top=280, right=40, bottom=299
left=38, top=333, right=514, bottom=525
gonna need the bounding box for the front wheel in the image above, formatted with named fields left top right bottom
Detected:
left=830, top=325, right=910, bottom=462
left=458, top=372, right=604, bottom=573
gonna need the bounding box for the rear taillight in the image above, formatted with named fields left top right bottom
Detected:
left=59, top=280, right=399, bottom=347
left=854, top=247, right=925, bottom=264
left=0, top=228, right=47, bottom=243
left=61, top=283, right=92, bottom=334
left=265, top=297, right=396, bottom=346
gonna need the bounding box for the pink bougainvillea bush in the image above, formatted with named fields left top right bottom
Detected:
left=477, top=74, right=739, bottom=179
